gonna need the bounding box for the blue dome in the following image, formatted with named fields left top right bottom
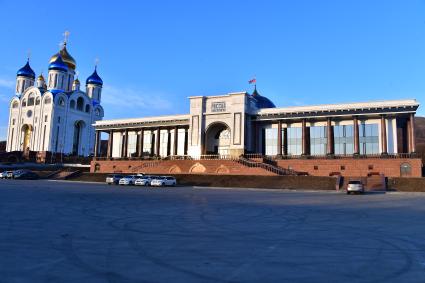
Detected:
left=252, top=87, right=275, bottom=108
left=48, top=55, right=68, bottom=72
left=86, top=67, right=103, bottom=86
left=17, top=60, right=35, bottom=78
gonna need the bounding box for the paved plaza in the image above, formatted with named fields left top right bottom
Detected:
left=1, top=180, right=425, bottom=282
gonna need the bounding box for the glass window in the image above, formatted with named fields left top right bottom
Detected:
left=359, top=124, right=379, bottom=155
left=28, top=93, right=35, bottom=106
left=35, top=97, right=40, bottom=105
left=287, top=127, right=302, bottom=155
left=159, top=130, right=169, bottom=157
left=400, top=163, right=411, bottom=177
left=142, top=131, right=152, bottom=156
left=12, top=101, right=19, bottom=108
left=264, top=128, right=277, bottom=155
left=112, top=132, right=122, bottom=158
left=127, top=132, right=137, bottom=157
left=22, top=99, right=27, bottom=107
left=44, top=97, right=51, bottom=105
left=310, top=126, right=327, bottom=155
left=177, top=129, right=186, bottom=155
left=334, top=125, right=354, bottom=155
left=76, top=97, right=84, bottom=111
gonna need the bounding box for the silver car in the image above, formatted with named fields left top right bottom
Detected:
left=119, top=175, right=140, bottom=186
left=151, top=176, right=177, bottom=187
left=347, top=180, right=364, bottom=194
left=105, top=174, right=124, bottom=185
left=135, top=176, right=153, bottom=186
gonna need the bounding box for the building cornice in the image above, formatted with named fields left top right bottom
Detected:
left=256, top=99, right=419, bottom=120
left=94, top=114, right=190, bottom=129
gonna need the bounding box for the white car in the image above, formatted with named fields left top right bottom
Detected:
left=119, top=175, right=139, bottom=186
left=151, top=176, right=177, bottom=187
left=135, top=176, right=154, bottom=186
left=346, top=180, right=364, bottom=194
left=105, top=174, right=124, bottom=185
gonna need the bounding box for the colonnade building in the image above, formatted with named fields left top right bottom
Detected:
left=92, top=88, right=422, bottom=177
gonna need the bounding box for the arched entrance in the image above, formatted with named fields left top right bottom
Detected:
left=72, top=121, right=85, bottom=155
left=204, top=122, right=231, bottom=155
left=21, top=124, right=32, bottom=151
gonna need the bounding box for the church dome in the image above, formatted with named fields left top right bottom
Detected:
left=17, top=60, right=35, bottom=78
left=252, top=87, right=275, bottom=108
left=86, top=67, right=103, bottom=86
left=48, top=55, right=68, bottom=72
left=49, top=43, right=76, bottom=70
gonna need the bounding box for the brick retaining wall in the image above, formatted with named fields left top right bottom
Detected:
left=72, top=173, right=337, bottom=190
left=387, top=177, right=425, bottom=192
left=276, top=158, right=422, bottom=177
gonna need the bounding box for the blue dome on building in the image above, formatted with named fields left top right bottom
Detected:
left=17, top=60, right=35, bottom=78
left=86, top=67, right=103, bottom=86
left=48, top=55, right=68, bottom=72
left=252, top=86, right=275, bottom=108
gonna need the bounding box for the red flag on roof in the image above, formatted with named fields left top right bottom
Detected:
left=248, top=78, right=256, bottom=84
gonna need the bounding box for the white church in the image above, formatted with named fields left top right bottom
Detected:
left=6, top=38, right=104, bottom=156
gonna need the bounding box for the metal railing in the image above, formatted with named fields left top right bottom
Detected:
left=237, top=157, right=299, bottom=176
left=243, top=153, right=417, bottom=160
left=93, top=152, right=418, bottom=163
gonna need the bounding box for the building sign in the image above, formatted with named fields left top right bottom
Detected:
left=211, top=102, right=226, bottom=112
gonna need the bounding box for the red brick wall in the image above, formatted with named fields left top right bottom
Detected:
left=91, top=159, right=276, bottom=175
left=91, top=157, right=422, bottom=177
left=276, top=158, right=422, bottom=177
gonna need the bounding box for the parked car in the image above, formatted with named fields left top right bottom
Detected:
left=118, top=175, right=139, bottom=186
left=105, top=174, right=124, bottom=185
left=5, top=171, right=15, bottom=179
left=135, top=176, right=154, bottom=186
left=0, top=171, right=8, bottom=179
left=347, top=180, right=364, bottom=194
left=151, top=176, right=177, bottom=187
left=13, top=170, right=39, bottom=180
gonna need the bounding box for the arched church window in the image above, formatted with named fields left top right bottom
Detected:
left=44, top=97, right=51, bottom=105
left=22, top=99, right=27, bottom=107
left=85, top=104, right=90, bottom=113
left=35, top=97, right=40, bottom=105
left=76, top=97, right=84, bottom=111
left=58, top=97, right=65, bottom=107
left=70, top=100, right=75, bottom=109
left=28, top=93, right=35, bottom=106
left=12, top=101, right=19, bottom=108
left=95, top=108, right=100, bottom=116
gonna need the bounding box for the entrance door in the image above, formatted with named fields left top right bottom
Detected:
left=205, top=123, right=231, bottom=156
left=72, top=121, right=83, bottom=155
left=22, top=125, right=32, bottom=151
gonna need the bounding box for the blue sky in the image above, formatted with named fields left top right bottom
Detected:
left=0, top=0, right=424, bottom=140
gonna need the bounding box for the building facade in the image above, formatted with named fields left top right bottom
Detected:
left=6, top=42, right=104, bottom=157
left=92, top=87, right=421, bottom=177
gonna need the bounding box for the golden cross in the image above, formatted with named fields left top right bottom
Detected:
left=63, top=30, right=70, bottom=43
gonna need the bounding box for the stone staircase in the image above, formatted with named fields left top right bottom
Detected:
left=48, top=168, right=82, bottom=180
left=237, top=156, right=299, bottom=176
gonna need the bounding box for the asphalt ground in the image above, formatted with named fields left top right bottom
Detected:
left=0, top=179, right=425, bottom=283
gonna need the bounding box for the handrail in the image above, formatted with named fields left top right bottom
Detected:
left=237, top=157, right=299, bottom=176
left=94, top=152, right=418, bottom=162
